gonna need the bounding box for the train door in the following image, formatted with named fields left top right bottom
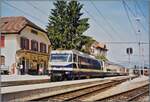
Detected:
left=77, top=55, right=81, bottom=79
left=73, top=54, right=78, bottom=69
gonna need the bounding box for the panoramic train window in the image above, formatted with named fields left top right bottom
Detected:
left=68, top=54, right=72, bottom=62
left=51, top=54, right=71, bottom=62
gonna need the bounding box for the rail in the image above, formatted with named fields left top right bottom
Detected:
left=32, top=78, right=129, bottom=101
left=127, top=89, right=149, bottom=101
left=97, top=83, right=149, bottom=102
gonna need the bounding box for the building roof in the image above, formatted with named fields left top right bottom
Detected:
left=92, top=42, right=108, bottom=50
left=95, top=43, right=105, bottom=48
left=0, top=16, right=47, bottom=34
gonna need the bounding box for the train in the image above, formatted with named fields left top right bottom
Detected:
left=48, top=50, right=128, bottom=81
left=104, top=61, right=128, bottom=76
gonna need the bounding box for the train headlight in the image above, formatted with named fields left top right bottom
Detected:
left=65, top=72, right=70, bottom=74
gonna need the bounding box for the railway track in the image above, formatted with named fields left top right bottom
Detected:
left=97, top=84, right=149, bottom=102
left=32, top=78, right=129, bottom=102
left=127, top=89, right=149, bottom=102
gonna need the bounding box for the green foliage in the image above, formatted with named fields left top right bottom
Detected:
left=79, top=36, right=96, bottom=54
left=96, top=55, right=108, bottom=62
left=47, top=0, right=91, bottom=51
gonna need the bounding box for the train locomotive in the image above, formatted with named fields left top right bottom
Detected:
left=48, top=50, right=126, bottom=81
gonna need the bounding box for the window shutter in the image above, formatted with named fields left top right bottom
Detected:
left=31, top=40, right=33, bottom=50
left=36, top=42, right=38, bottom=51
left=27, top=39, right=29, bottom=50
left=45, top=44, right=47, bottom=53
left=20, top=37, right=23, bottom=49
left=0, top=36, right=5, bottom=48
left=40, top=43, right=42, bottom=52
left=0, top=56, right=5, bottom=65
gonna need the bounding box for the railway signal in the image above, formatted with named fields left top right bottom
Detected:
left=126, top=47, right=133, bottom=79
left=126, top=48, right=133, bottom=55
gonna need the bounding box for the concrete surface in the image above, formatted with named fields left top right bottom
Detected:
left=1, top=75, right=50, bottom=82
left=1, top=75, right=131, bottom=94
left=1, top=75, right=136, bottom=102
left=84, top=76, right=149, bottom=101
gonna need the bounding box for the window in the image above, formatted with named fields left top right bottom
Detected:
left=68, top=54, right=72, bottom=62
left=20, top=37, right=29, bottom=50
left=51, top=54, right=70, bottom=62
left=0, top=36, right=5, bottom=48
left=31, top=40, right=38, bottom=51
left=40, top=43, right=46, bottom=53
left=78, top=56, right=100, bottom=70
left=0, top=56, right=5, bottom=65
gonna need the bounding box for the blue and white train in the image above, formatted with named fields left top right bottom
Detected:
left=49, top=50, right=125, bottom=81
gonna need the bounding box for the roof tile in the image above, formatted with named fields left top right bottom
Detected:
left=0, top=16, right=46, bottom=34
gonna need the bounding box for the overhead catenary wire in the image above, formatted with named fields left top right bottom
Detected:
left=83, top=8, right=114, bottom=41
left=122, top=0, right=138, bottom=42
left=27, top=1, right=114, bottom=42
left=115, top=61, right=147, bottom=66
left=4, top=0, right=113, bottom=42
left=134, top=0, right=148, bottom=37
left=123, top=0, right=147, bottom=33
left=26, top=1, right=48, bottom=16
left=128, top=0, right=145, bottom=75
left=135, top=0, right=146, bottom=20
left=90, top=0, right=123, bottom=40
left=116, top=54, right=149, bottom=57
left=89, top=0, right=131, bottom=52
left=103, top=41, right=149, bottom=44
left=2, top=1, right=47, bottom=26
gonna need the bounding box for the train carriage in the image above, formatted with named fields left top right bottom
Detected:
left=49, top=50, right=104, bottom=81
left=48, top=50, right=127, bottom=81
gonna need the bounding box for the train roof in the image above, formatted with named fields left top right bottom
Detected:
left=51, top=50, right=97, bottom=60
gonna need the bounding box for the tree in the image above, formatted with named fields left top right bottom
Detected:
left=47, top=1, right=67, bottom=49
left=47, top=0, right=90, bottom=51
left=79, top=36, right=96, bottom=53
left=96, top=55, right=108, bottom=62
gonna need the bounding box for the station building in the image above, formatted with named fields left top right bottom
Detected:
left=0, top=16, right=51, bottom=75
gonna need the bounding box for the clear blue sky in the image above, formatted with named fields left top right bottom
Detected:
left=1, top=0, right=149, bottom=68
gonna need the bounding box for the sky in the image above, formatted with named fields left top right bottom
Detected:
left=1, top=0, right=149, bottom=68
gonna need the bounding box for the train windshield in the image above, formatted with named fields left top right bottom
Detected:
left=51, top=53, right=72, bottom=62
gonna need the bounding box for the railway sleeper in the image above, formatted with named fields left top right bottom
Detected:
left=40, top=80, right=126, bottom=101
left=127, top=90, right=149, bottom=101
left=97, top=84, right=149, bottom=102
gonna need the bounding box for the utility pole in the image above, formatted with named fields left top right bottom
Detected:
left=141, top=47, right=145, bottom=75
left=135, top=17, right=142, bottom=76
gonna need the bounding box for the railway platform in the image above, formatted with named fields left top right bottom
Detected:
left=84, top=76, right=149, bottom=101
left=1, top=75, right=134, bottom=102
left=1, top=75, right=50, bottom=87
